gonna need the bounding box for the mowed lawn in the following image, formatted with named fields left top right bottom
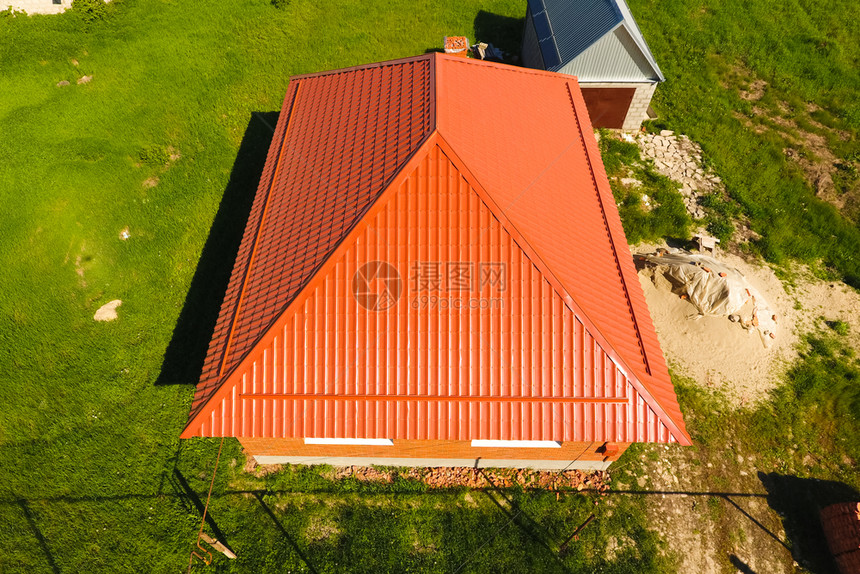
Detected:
left=1, top=0, right=858, bottom=572
left=0, top=2, right=668, bottom=573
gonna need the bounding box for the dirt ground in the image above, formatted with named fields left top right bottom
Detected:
left=631, top=242, right=860, bottom=404
left=627, top=240, right=860, bottom=573
left=614, top=443, right=797, bottom=574
left=731, top=68, right=860, bottom=222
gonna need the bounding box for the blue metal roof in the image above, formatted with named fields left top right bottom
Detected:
left=527, top=0, right=663, bottom=81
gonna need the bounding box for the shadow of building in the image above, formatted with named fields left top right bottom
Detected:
left=155, top=112, right=279, bottom=386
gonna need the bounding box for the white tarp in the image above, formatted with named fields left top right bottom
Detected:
left=636, top=250, right=778, bottom=345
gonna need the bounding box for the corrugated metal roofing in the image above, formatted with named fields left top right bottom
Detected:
left=614, top=0, right=664, bottom=80
left=181, top=54, right=689, bottom=445
left=188, top=56, right=434, bottom=424
left=527, top=0, right=621, bottom=70
left=558, top=24, right=661, bottom=82
left=525, top=0, right=664, bottom=81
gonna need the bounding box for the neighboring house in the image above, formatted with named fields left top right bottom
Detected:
left=521, top=0, right=665, bottom=130
left=181, top=53, right=690, bottom=470
left=5, top=0, right=71, bottom=14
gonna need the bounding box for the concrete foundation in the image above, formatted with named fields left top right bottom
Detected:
left=254, top=455, right=613, bottom=471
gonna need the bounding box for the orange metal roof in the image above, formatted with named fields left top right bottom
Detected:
left=189, top=56, right=434, bottom=424
left=182, top=53, right=690, bottom=445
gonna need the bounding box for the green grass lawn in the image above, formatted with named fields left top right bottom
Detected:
left=0, top=1, right=667, bottom=572
left=1, top=0, right=858, bottom=571
left=632, top=0, right=860, bottom=284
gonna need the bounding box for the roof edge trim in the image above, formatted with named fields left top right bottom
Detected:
left=615, top=0, right=665, bottom=82
left=215, top=82, right=303, bottom=379
left=618, top=23, right=665, bottom=82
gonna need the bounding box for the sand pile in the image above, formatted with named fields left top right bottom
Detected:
left=633, top=244, right=798, bottom=403
left=636, top=251, right=779, bottom=346
left=633, top=243, right=860, bottom=404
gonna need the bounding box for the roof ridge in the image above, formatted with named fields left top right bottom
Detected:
left=186, top=56, right=437, bottom=434
left=565, top=80, right=689, bottom=443
left=434, top=133, right=634, bottom=369
left=564, top=80, right=650, bottom=376
left=435, top=52, right=579, bottom=81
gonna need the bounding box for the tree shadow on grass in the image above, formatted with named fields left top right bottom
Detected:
left=758, top=471, right=859, bottom=573
left=155, top=112, right=279, bottom=386
left=473, top=10, right=524, bottom=62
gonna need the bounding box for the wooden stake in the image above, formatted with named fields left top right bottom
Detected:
left=200, top=532, right=237, bottom=559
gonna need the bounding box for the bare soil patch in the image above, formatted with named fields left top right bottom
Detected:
left=632, top=243, right=860, bottom=403
left=93, top=299, right=121, bottom=322
left=246, top=462, right=611, bottom=492
left=739, top=78, right=767, bottom=101
left=618, top=444, right=795, bottom=574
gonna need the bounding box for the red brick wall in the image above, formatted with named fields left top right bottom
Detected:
left=239, top=438, right=629, bottom=464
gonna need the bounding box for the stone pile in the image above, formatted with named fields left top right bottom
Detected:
left=331, top=465, right=610, bottom=492
left=637, top=130, right=724, bottom=220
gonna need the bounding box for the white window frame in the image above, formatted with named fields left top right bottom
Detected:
left=470, top=440, right=562, bottom=448
left=304, top=438, right=394, bottom=446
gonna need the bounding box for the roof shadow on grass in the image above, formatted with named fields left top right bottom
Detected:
left=758, top=471, right=859, bottom=573
left=155, top=112, right=279, bottom=386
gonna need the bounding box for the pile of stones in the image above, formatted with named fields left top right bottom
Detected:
left=637, top=130, right=724, bottom=220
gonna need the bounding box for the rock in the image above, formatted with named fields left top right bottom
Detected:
left=94, top=299, right=122, bottom=322
left=56, top=80, right=70, bottom=87
left=77, top=75, right=93, bottom=85
left=660, top=130, right=674, bottom=136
